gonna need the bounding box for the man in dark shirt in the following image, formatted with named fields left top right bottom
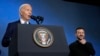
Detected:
left=69, top=27, right=95, bottom=56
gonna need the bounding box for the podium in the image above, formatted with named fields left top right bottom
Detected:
left=9, top=24, right=69, bottom=56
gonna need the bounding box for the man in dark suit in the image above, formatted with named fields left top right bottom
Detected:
left=2, top=3, right=32, bottom=47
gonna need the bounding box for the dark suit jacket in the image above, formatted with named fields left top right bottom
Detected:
left=2, top=20, right=20, bottom=47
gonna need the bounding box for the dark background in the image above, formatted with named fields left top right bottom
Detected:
left=0, top=0, right=100, bottom=56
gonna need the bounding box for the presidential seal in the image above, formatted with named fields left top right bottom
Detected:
left=33, top=27, right=54, bottom=48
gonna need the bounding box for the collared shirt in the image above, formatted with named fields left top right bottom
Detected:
left=20, top=18, right=29, bottom=24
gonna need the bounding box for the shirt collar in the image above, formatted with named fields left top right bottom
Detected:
left=20, top=18, right=29, bottom=24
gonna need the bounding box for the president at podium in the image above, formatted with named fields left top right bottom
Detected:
left=2, top=3, right=32, bottom=47
left=1, top=3, right=69, bottom=56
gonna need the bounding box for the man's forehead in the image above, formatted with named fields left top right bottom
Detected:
left=77, top=29, right=85, bottom=32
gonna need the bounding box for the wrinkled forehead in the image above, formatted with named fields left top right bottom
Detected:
left=19, top=4, right=32, bottom=11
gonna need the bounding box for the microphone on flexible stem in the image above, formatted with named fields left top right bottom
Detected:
left=30, top=15, right=44, bottom=25
left=37, top=16, right=44, bottom=24
left=30, top=15, right=39, bottom=24
left=30, top=15, right=37, bottom=21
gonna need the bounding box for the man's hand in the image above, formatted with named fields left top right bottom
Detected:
left=79, top=39, right=87, bottom=45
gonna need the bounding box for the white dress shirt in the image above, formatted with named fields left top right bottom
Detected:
left=20, top=18, right=29, bottom=24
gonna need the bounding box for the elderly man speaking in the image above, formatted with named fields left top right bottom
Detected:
left=2, top=3, right=32, bottom=47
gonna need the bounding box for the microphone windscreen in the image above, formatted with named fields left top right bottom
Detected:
left=30, top=15, right=37, bottom=20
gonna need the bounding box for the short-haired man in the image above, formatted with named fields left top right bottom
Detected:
left=69, top=27, right=95, bottom=56
left=2, top=3, right=32, bottom=47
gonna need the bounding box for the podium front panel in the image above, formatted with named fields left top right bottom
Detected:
left=9, top=24, right=69, bottom=56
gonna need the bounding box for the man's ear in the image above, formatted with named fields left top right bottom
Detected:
left=20, top=8, right=24, bottom=16
left=20, top=11, right=22, bottom=16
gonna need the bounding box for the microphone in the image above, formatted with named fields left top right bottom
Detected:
left=30, top=15, right=37, bottom=21
left=30, top=15, right=44, bottom=24
left=37, top=16, right=44, bottom=24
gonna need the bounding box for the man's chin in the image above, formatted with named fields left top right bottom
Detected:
left=26, top=18, right=30, bottom=20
